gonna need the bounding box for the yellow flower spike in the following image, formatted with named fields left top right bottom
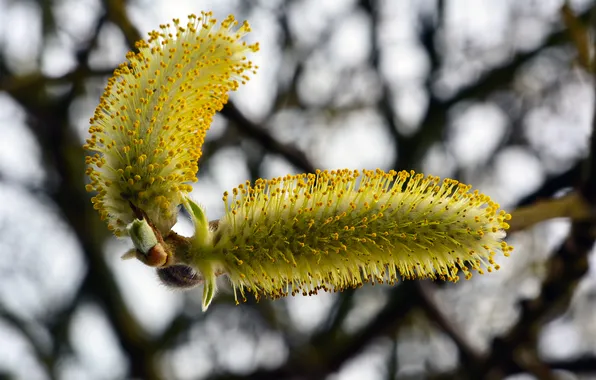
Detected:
left=85, top=12, right=259, bottom=236
left=176, top=169, right=513, bottom=309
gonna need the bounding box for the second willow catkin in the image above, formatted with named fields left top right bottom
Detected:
left=177, top=168, right=512, bottom=308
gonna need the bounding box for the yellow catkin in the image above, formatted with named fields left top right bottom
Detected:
left=184, top=169, right=513, bottom=304
left=84, top=13, right=259, bottom=236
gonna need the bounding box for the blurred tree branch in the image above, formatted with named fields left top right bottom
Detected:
left=473, top=9, right=596, bottom=377
left=0, top=308, right=56, bottom=377
left=221, top=102, right=316, bottom=173
left=398, top=3, right=596, bottom=171
left=2, top=8, right=164, bottom=379
left=508, top=191, right=592, bottom=232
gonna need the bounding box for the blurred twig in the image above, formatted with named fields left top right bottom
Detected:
left=417, top=282, right=481, bottom=369
left=473, top=19, right=596, bottom=378
left=212, top=283, right=419, bottom=380
left=516, top=161, right=582, bottom=207
left=2, top=8, right=163, bottom=379
left=221, top=102, right=316, bottom=173
left=398, top=4, right=596, bottom=170
left=0, top=308, right=55, bottom=378
left=508, top=191, right=592, bottom=232
left=359, top=0, right=406, bottom=168
left=561, top=2, right=592, bottom=71
left=103, top=0, right=142, bottom=48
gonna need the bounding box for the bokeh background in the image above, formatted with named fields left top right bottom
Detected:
left=1, top=0, right=596, bottom=379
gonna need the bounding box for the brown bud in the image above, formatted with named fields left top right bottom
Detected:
left=156, top=265, right=203, bottom=289
left=141, top=244, right=168, bottom=267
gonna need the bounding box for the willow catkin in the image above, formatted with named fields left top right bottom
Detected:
left=84, top=13, right=258, bottom=236
left=180, top=169, right=512, bottom=308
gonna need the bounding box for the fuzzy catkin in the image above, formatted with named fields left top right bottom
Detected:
left=186, top=169, right=513, bottom=303
left=84, top=13, right=258, bottom=236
